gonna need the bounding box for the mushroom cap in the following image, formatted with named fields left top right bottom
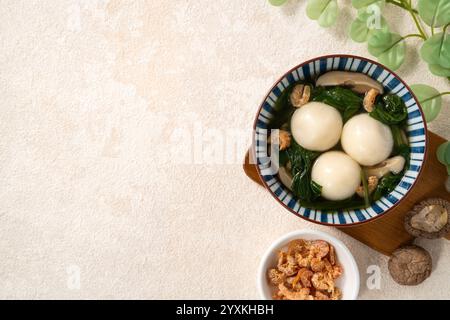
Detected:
left=290, top=102, right=343, bottom=152
left=388, top=245, right=432, bottom=286
left=311, top=151, right=361, bottom=201
left=404, top=198, right=450, bottom=239
left=316, top=71, right=384, bottom=94
left=341, top=114, right=394, bottom=166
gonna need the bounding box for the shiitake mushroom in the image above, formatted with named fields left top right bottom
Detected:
left=315, top=71, right=384, bottom=95
left=388, top=245, right=432, bottom=286
left=404, top=198, right=450, bottom=239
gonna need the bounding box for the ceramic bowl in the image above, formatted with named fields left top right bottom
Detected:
left=253, top=54, right=427, bottom=226
left=257, top=229, right=360, bottom=300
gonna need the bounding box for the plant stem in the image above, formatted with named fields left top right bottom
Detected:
left=444, top=23, right=450, bottom=33
left=386, top=0, right=417, bottom=13
left=380, top=34, right=423, bottom=54
left=402, top=33, right=424, bottom=40
left=406, top=2, right=428, bottom=39
left=386, top=0, right=427, bottom=39
left=360, top=170, right=370, bottom=208
left=420, top=92, right=450, bottom=104
left=411, top=13, right=427, bottom=39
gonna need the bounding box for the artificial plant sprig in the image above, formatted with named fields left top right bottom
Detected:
left=268, top=0, right=450, bottom=123
left=268, top=0, right=449, bottom=74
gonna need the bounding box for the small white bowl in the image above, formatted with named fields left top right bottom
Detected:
left=257, top=229, right=360, bottom=300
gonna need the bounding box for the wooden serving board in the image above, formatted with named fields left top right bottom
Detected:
left=244, top=131, right=450, bottom=256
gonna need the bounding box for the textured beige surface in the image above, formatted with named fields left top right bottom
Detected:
left=0, top=0, right=449, bottom=299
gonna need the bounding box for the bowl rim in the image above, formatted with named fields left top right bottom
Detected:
left=257, top=229, right=360, bottom=300
left=252, top=54, right=429, bottom=227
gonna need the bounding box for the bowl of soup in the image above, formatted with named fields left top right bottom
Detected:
left=253, top=54, right=427, bottom=226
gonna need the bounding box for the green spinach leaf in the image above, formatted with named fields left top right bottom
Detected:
left=286, top=141, right=322, bottom=202
left=372, top=172, right=402, bottom=201
left=269, top=82, right=312, bottom=129
left=390, top=125, right=410, bottom=167
left=268, top=85, right=295, bottom=129
left=369, top=126, right=408, bottom=201
left=312, top=86, right=363, bottom=121
left=370, top=94, right=407, bottom=125
left=360, top=169, right=370, bottom=208
left=278, top=150, right=289, bottom=167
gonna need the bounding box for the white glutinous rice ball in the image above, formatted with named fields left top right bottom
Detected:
left=341, top=113, right=394, bottom=166
left=290, top=102, right=343, bottom=151
left=311, top=151, right=361, bottom=201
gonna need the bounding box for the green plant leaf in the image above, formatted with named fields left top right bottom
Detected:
left=428, top=63, right=450, bottom=77
left=410, top=84, right=442, bottom=122
left=268, top=0, right=288, bottom=6
left=306, top=0, right=339, bottom=28
left=418, top=0, right=450, bottom=28
left=269, top=0, right=289, bottom=6
left=376, top=42, right=405, bottom=71
left=370, top=94, right=408, bottom=124
left=351, top=0, right=379, bottom=9
left=287, top=140, right=321, bottom=202
left=444, top=146, right=450, bottom=164
left=368, top=30, right=405, bottom=70
left=437, top=141, right=450, bottom=165
left=350, top=9, right=388, bottom=43
left=373, top=173, right=403, bottom=201
left=420, top=32, right=450, bottom=70
left=368, top=29, right=397, bottom=55
left=312, top=86, right=363, bottom=121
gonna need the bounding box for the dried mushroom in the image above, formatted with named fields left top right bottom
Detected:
left=268, top=129, right=291, bottom=150
left=356, top=175, right=378, bottom=198
left=315, top=71, right=384, bottom=95
left=388, top=245, right=432, bottom=286
left=363, top=88, right=379, bottom=112
left=364, top=156, right=406, bottom=179
left=290, top=84, right=311, bottom=108
left=279, top=130, right=291, bottom=150
left=404, top=198, right=450, bottom=239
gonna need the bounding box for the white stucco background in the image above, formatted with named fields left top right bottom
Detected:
left=0, top=0, right=449, bottom=299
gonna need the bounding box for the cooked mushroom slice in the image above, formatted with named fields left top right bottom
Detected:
left=363, top=88, right=379, bottom=112
left=388, top=245, right=432, bottom=285
left=290, top=84, right=311, bottom=108
left=316, top=71, right=384, bottom=94
left=278, top=166, right=293, bottom=191
left=356, top=175, right=378, bottom=198
left=404, top=198, right=450, bottom=239
left=365, top=156, right=405, bottom=178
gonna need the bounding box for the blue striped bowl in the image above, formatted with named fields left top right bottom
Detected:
left=253, top=55, right=428, bottom=226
